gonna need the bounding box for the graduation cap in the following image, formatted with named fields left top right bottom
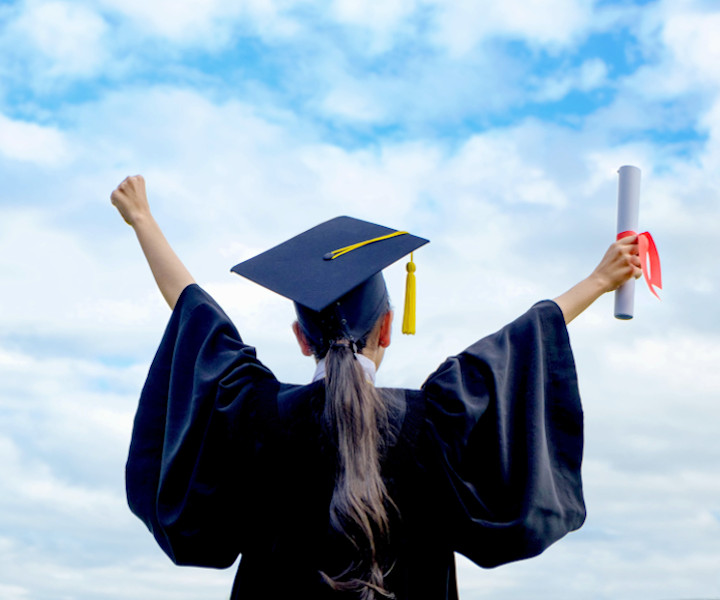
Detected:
left=231, top=216, right=429, bottom=348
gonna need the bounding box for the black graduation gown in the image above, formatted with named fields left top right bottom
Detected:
left=126, top=284, right=585, bottom=599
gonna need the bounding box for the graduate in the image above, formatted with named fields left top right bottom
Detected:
left=112, top=175, right=642, bottom=600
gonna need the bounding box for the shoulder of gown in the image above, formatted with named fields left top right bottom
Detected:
left=417, top=299, right=586, bottom=568
left=126, top=284, right=284, bottom=568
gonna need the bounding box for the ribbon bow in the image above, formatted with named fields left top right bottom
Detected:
left=617, top=230, right=662, bottom=299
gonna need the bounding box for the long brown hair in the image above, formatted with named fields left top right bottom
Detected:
left=313, top=322, right=395, bottom=599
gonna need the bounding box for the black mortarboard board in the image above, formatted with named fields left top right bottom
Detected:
left=230, top=216, right=429, bottom=344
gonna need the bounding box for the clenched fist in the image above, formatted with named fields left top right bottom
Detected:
left=111, top=175, right=151, bottom=227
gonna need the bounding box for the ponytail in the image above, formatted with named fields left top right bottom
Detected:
left=320, top=339, right=394, bottom=599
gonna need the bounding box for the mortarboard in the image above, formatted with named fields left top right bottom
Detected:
left=231, top=216, right=429, bottom=346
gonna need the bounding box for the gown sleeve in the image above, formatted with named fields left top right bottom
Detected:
left=420, top=300, right=585, bottom=568
left=125, top=284, right=278, bottom=568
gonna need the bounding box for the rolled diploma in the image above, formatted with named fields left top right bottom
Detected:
left=614, top=165, right=641, bottom=319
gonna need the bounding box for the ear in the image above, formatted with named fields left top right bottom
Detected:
left=378, top=310, right=393, bottom=348
left=292, top=321, right=315, bottom=357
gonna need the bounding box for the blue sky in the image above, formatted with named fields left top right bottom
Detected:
left=1, top=1, right=719, bottom=599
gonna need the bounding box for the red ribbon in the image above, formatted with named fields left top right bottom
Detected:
left=617, top=230, right=662, bottom=299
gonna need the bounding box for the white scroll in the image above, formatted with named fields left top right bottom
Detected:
left=614, top=165, right=641, bottom=320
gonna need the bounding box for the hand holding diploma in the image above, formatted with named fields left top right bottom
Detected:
left=554, top=235, right=642, bottom=325
left=593, top=235, right=644, bottom=291
left=554, top=165, right=661, bottom=325
left=614, top=166, right=662, bottom=319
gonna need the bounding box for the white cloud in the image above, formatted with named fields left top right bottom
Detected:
left=440, top=128, right=569, bottom=208
left=327, top=0, right=418, bottom=53
left=606, top=332, right=720, bottom=405
left=427, top=0, right=592, bottom=56
left=661, top=0, right=720, bottom=87
left=313, top=46, right=527, bottom=128
left=533, top=58, right=609, bottom=102
left=320, top=84, right=388, bottom=122
left=0, top=206, right=162, bottom=355
left=330, top=0, right=415, bottom=30
left=97, top=0, right=302, bottom=45
left=0, top=113, right=73, bottom=165
left=0, top=435, right=120, bottom=517
left=699, top=96, right=720, bottom=170
left=298, top=141, right=442, bottom=221
left=621, top=0, right=720, bottom=106
left=0, top=535, right=236, bottom=600
left=8, top=0, right=108, bottom=79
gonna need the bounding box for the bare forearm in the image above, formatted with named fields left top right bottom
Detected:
left=133, top=214, right=195, bottom=309
left=553, top=275, right=606, bottom=325
left=111, top=175, right=195, bottom=309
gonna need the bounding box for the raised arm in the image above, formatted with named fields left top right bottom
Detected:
left=111, top=175, right=195, bottom=309
left=553, top=235, right=642, bottom=325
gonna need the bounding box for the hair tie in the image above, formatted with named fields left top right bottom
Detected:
left=330, top=339, right=359, bottom=354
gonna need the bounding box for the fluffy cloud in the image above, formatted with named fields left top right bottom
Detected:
left=0, top=113, right=73, bottom=165
left=426, top=0, right=592, bottom=56
left=96, top=0, right=302, bottom=44
left=533, top=58, right=609, bottom=102
left=660, top=0, right=720, bottom=89
left=1, top=1, right=108, bottom=82
left=328, top=0, right=417, bottom=53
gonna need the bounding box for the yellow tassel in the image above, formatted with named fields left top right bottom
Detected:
left=402, top=253, right=416, bottom=335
